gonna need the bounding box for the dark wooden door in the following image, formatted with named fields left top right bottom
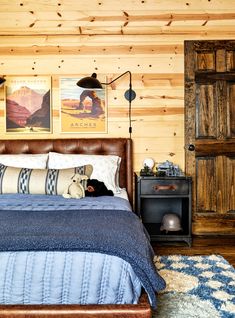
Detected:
left=185, top=40, right=235, bottom=235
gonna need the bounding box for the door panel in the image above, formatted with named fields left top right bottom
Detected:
left=216, top=81, right=228, bottom=139
left=185, top=40, right=235, bottom=234
left=196, top=84, right=216, bottom=138
left=196, top=51, right=215, bottom=71
left=196, top=157, right=216, bottom=213
left=227, top=51, right=235, bottom=71
left=229, top=83, right=235, bottom=137
left=196, top=158, right=216, bottom=213
left=228, top=157, right=235, bottom=212
left=216, top=155, right=227, bottom=214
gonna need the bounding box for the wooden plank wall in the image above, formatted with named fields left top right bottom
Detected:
left=0, top=0, right=235, bottom=172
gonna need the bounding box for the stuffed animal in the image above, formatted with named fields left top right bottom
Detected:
left=85, top=179, right=114, bottom=197
left=63, top=173, right=88, bottom=199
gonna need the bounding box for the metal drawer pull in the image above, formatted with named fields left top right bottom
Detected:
left=153, top=184, right=176, bottom=191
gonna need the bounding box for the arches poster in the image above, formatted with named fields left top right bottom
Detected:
left=60, top=77, right=107, bottom=133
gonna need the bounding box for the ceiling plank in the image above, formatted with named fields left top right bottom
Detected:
left=0, top=0, right=234, bottom=11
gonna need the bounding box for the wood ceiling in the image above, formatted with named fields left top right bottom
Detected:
left=0, top=0, right=235, bottom=56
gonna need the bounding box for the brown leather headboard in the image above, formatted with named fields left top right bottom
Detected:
left=0, top=138, right=133, bottom=205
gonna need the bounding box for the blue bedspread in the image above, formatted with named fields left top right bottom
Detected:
left=0, top=206, right=165, bottom=308
left=0, top=194, right=165, bottom=307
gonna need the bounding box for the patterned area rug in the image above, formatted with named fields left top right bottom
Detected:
left=153, top=255, right=235, bottom=318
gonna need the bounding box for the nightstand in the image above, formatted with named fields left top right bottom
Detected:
left=135, top=173, right=192, bottom=246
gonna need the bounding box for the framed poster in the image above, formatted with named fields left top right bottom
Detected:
left=5, top=76, right=51, bottom=133
left=60, top=77, right=107, bottom=133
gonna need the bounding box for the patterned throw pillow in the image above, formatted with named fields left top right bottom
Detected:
left=0, top=164, right=93, bottom=195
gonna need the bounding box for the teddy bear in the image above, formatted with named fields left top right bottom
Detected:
left=63, top=173, right=88, bottom=199
left=85, top=179, right=114, bottom=197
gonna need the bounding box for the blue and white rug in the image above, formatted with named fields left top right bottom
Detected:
left=153, top=255, right=235, bottom=318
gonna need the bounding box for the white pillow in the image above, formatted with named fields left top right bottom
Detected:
left=0, top=154, right=48, bottom=169
left=48, top=152, right=121, bottom=193
left=116, top=156, right=122, bottom=189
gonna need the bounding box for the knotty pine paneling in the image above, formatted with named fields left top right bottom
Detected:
left=1, top=0, right=234, bottom=11
left=0, top=56, right=184, bottom=74
left=1, top=0, right=235, bottom=173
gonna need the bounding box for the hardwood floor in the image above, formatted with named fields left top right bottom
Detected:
left=152, top=236, right=235, bottom=267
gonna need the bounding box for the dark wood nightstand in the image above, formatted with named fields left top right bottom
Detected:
left=135, top=173, right=192, bottom=246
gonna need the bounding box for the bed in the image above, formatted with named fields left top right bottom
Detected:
left=0, top=138, right=165, bottom=318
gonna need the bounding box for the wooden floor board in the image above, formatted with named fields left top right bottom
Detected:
left=152, top=236, right=235, bottom=267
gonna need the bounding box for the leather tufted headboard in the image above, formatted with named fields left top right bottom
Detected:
left=0, top=138, right=133, bottom=205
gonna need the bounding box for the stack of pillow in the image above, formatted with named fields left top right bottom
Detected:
left=0, top=153, right=121, bottom=196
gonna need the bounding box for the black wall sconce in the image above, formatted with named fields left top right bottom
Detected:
left=0, top=77, right=6, bottom=87
left=77, top=72, right=136, bottom=138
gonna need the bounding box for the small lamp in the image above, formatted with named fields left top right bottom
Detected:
left=0, top=77, right=6, bottom=87
left=77, top=72, right=136, bottom=138
left=76, top=73, right=103, bottom=89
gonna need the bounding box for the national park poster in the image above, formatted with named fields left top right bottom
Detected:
left=60, top=77, right=107, bottom=133
left=5, top=76, right=51, bottom=133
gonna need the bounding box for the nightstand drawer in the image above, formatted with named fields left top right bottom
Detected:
left=140, top=179, right=189, bottom=195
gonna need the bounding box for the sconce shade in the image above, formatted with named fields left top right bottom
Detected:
left=76, top=73, right=103, bottom=89
left=0, top=77, right=6, bottom=86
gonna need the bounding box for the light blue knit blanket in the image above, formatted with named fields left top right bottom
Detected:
left=0, top=207, right=165, bottom=308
